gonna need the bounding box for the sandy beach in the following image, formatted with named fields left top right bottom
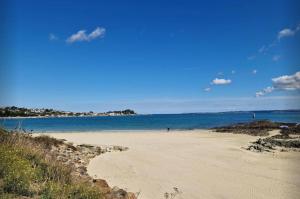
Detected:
left=48, top=130, right=300, bottom=199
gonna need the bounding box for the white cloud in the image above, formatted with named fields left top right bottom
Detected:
left=278, top=28, right=295, bottom=40
left=88, top=27, right=106, bottom=40
left=255, top=91, right=264, bottom=97
left=49, top=33, right=58, bottom=41
left=272, top=71, right=300, bottom=90
left=66, top=27, right=106, bottom=43
left=211, top=78, right=231, bottom=85
left=255, top=86, right=274, bottom=97
left=272, top=55, right=281, bottom=61
left=67, top=30, right=88, bottom=43
left=264, top=86, right=274, bottom=93
left=277, top=24, right=300, bottom=40
left=255, top=71, right=300, bottom=97
left=252, top=23, right=299, bottom=58
left=204, top=87, right=211, bottom=92
left=252, top=69, right=257, bottom=74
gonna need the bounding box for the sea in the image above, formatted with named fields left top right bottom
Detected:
left=0, top=110, right=300, bottom=133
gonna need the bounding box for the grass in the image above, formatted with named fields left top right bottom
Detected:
left=0, top=128, right=103, bottom=199
left=33, top=135, right=64, bottom=149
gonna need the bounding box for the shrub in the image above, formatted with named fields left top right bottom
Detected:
left=0, top=128, right=104, bottom=198
left=33, top=135, right=64, bottom=149
left=40, top=182, right=103, bottom=199
left=0, top=144, right=35, bottom=196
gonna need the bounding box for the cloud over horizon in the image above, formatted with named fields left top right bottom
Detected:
left=272, top=71, right=300, bottom=90
left=256, top=71, right=300, bottom=97
left=66, top=27, right=106, bottom=43
left=255, top=86, right=274, bottom=97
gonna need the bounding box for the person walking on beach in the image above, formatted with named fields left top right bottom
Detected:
left=252, top=112, right=256, bottom=119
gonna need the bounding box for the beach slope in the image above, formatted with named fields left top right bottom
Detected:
left=49, top=130, right=300, bottom=199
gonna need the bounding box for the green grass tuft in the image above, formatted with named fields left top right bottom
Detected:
left=0, top=128, right=104, bottom=199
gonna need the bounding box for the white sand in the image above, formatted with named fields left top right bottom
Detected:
left=48, top=130, right=300, bottom=199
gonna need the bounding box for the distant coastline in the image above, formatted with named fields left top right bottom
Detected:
left=1, top=110, right=299, bottom=133
left=0, top=106, right=136, bottom=118
left=0, top=115, right=138, bottom=120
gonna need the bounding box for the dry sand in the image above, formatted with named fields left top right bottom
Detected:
left=48, top=130, right=300, bottom=199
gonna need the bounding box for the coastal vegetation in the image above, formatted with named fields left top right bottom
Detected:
left=0, top=128, right=136, bottom=199
left=0, top=106, right=136, bottom=118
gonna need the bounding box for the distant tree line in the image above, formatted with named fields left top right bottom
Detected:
left=0, top=106, right=136, bottom=117
left=106, top=109, right=136, bottom=115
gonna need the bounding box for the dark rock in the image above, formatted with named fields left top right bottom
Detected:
left=77, top=166, right=87, bottom=175
left=213, top=120, right=298, bottom=136
left=111, top=187, right=128, bottom=199
left=51, top=138, right=135, bottom=199
left=93, top=179, right=111, bottom=194
left=280, top=125, right=300, bottom=135
left=113, top=146, right=129, bottom=151
left=103, top=186, right=137, bottom=199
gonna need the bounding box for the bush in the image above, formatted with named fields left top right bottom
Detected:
left=0, top=128, right=104, bottom=198
left=33, top=135, right=64, bottom=149
left=0, top=144, right=35, bottom=196
left=40, top=182, right=102, bottom=199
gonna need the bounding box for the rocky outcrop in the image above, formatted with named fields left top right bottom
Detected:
left=247, top=134, right=300, bottom=153
left=247, top=138, right=275, bottom=152
left=50, top=141, right=136, bottom=199
left=213, top=120, right=297, bottom=136
left=280, top=124, right=300, bottom=135
left=213, top=120, right=300, bottom=153
left=92, top=179, right=136, bottom=198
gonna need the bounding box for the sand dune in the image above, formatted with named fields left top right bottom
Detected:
left=49, top=130, right=300, bottom=199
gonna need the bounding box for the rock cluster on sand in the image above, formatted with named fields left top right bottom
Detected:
left=213, top=120, right=300, bottom=152
left=247, top=138, right=275, bottom=152
left=93, top=179, right=136, bottom=199
left=213, top=120, right=287, bottom=136
left=246, top=124, right=300, bottom=152
left=50, top=140, right=135, bottom=199
left=247, top=135, right=300, bottom=152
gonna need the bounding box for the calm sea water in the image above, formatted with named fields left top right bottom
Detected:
left=0, top=111, right=300, bottom=132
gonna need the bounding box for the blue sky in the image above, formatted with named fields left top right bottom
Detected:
left=1, top=0, right=300, bottom=113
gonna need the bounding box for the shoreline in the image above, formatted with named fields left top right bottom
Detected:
left=34, top=129, right=207, bottom=134
left=0, top=114, right=137, bottom=119
left=47, top=130, right=300, bottom=199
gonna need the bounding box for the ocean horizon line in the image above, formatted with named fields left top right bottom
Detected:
left=1, top=108, right=300, bottom=119
left=1, top=110, right=299, bottom=132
